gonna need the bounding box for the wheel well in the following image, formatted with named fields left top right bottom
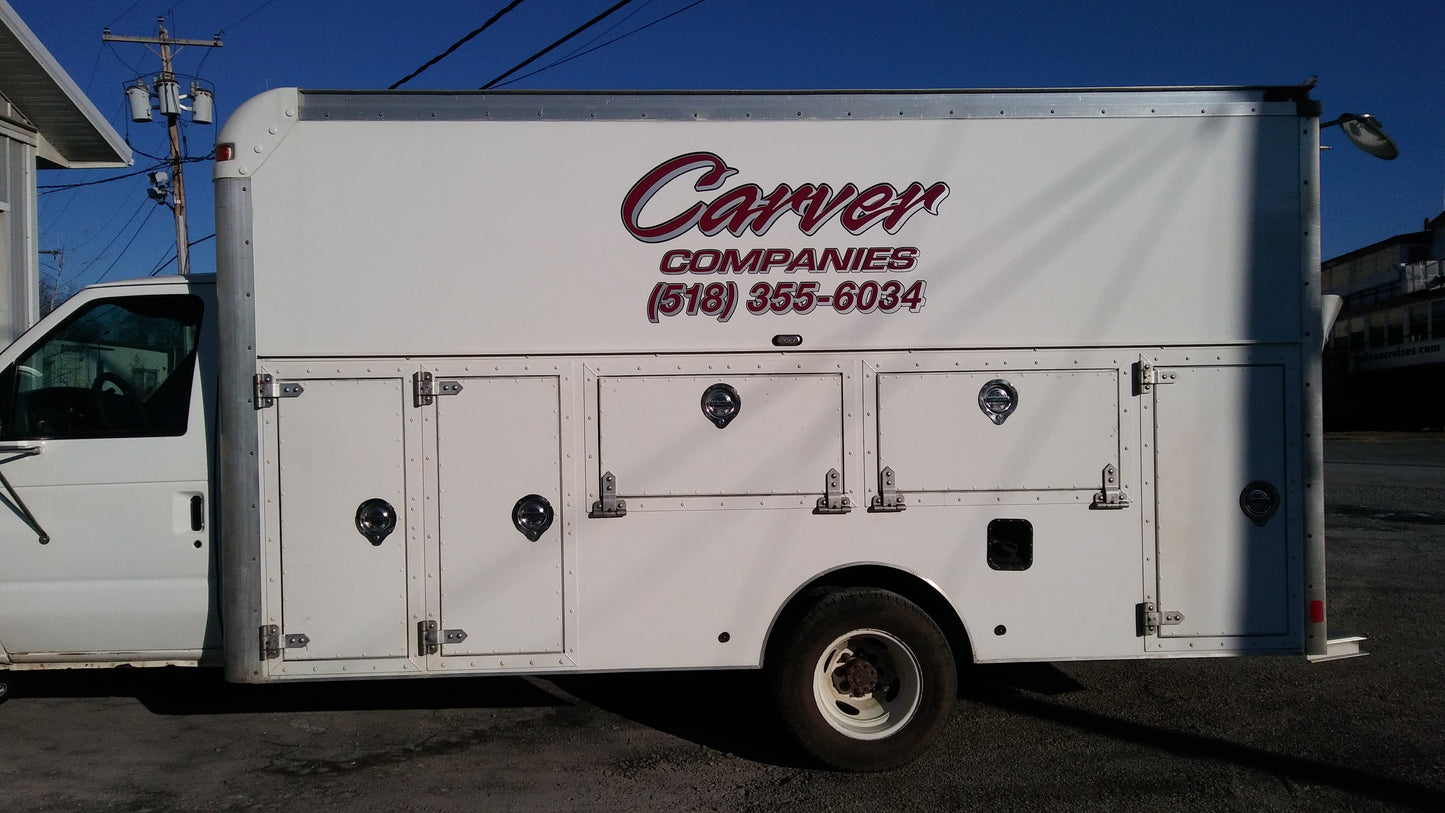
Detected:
left=765, top=565, right=974, bottom=668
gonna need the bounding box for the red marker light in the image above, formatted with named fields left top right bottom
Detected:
left=1309, top=601, right=1325, bottom=624
left=215, top=143, right=234, bottom=161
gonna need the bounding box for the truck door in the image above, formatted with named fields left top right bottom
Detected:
left=0, top=287, right=216, bottom=659
left=1148, top=361, right=1298, bottom=650
left=428, top=374, right=564, bottom=658
left=272, top=376, right=413, bottom=662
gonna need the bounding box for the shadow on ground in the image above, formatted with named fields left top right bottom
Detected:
left=7, top=661, right=1440, bottom=808
left=959, top=665, right=1445, bottom=811
left=0, top=661, right=1086, bottom=771
left=0, top=666, right=563, bottom=715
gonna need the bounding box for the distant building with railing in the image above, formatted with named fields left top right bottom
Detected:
left=1323, top=210, right=1445, bottom=428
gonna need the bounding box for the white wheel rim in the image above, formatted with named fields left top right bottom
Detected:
left=811, top=628, right=922, bottom=740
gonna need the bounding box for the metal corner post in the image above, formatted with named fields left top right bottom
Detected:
left=1299, top=110, right=1328, bottom=657
left=215, top=177, right=265, bottom=681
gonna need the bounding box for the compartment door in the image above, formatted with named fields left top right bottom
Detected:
left=434, top=376, right=563, bottom=656
left=1153, top=364, right=1291, bottom=641
left=276, top=377, right=411, bottom=661
left=877, top=370, right=1121, bottom=494
left=598, top=374, right=844, bottom=499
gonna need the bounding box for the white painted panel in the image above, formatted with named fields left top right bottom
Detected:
left=599, top=374, right=843, bottom=497
left=878, top=371, right=1119, bottom=492
left=569, top=503, right=1144, bottom=670
left=244, top=111, right=1304, bottom=357
left=1155, top=365, right=1289, bottom=638
left=0, top=473, right=211, bottom=654
left=278, top=378, right=409, bottom=660
left=0, top=285, right=214, bottom=657
left=435, top=376, right=563, bottom=655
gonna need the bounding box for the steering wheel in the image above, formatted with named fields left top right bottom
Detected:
left=91, top=371, right=147, bottom=430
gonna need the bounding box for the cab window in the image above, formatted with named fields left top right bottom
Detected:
left=0, top=295, right=203, bottom=440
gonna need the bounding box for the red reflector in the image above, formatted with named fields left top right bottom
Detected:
left=1309, top=600, right=1325, bottom=624
left=215, top=143, right=234, bottom=161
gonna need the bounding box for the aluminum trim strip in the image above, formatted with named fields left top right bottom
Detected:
left=215, top=176, right=266, bottom=683
left=297, top=87, right=1306, bottom=123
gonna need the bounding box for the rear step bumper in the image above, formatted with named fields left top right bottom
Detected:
left=1308, top=635, right=1368, bottom=663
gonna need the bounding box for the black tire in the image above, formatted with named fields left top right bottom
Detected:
left=769, top=587, right=956, bottom=771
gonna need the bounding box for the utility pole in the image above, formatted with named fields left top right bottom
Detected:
left=37, top=249, right=62, bottom=314
left=103, top=19, right=222, bottom=276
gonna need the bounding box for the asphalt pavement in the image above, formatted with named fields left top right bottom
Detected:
left=0, top=433, right=1441, bottom=811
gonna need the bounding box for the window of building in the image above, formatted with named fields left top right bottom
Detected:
left=1368, top=313, right=1386, bottom=348
left=1409, top=304, right=1429, bottom=342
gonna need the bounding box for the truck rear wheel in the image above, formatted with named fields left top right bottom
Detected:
left=770, top=587, right=956, bottom=771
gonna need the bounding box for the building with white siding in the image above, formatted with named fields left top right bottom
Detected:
left=0, top=1, right=130, bottom=344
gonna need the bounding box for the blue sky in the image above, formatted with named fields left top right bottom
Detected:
left=11, top=0, right=1444, bottom=290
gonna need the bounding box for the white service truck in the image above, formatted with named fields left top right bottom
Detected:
left=0, top=86, right=1360, bottom=770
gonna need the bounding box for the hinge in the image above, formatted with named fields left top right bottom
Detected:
left=418, top=620, right=468, bottom=655
left=1091, top=463, right=1131, bottom=509
left=869, top=466, right=906, bottom=513
left=253, top=374, right=304, bottom=409
left=259, top=624, right=310, bottom=659
left=1137, top=602, right=1186, bottom=636
left=1133, top=359, right=1178, bottom=395
left=814, top=468, right=852, bottom=515
left=413, top=371, right=464, bottom=407
left=589, top=471, right=627, bottom=518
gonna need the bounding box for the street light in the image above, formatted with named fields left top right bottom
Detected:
left=1317, top=111, right=1400, bottom=348
left=1322, top=113, right=1399, bottom=160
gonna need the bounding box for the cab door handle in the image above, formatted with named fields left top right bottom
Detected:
left=190, top=495, right=205, bottom=532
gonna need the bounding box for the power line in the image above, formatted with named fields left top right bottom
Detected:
left=148, top=233, right=215, bottom=276
left=40, top=180, right=81, bottom=232
left=37, top=157, right=210, bottom=194
left=391, top=0, right=528, bottom=89
left=497, top=0, right=709, bottom=89
left=217, top=0, right=284, bottom=35
left=95, top=204, right=161, bottom=284
left=104, top=41, right=146, bottom=76
left=145, top=239, right=177, bottom=276
left=69, top=192, right=140, bottom=253
left=74, top=197, right=150, bottom=280
left=83, top=39, right=106, bottom=94
left=482, top=0, right=637, bottom=89
left=106, top=0, right=148, bottom=28
left=129, top=144, right=176, bottom=162
left=38, top=163, right=168, bottom=193
left=552, top=0, right=656, bottom=60
left=195, top=38, right=221, bottom=74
